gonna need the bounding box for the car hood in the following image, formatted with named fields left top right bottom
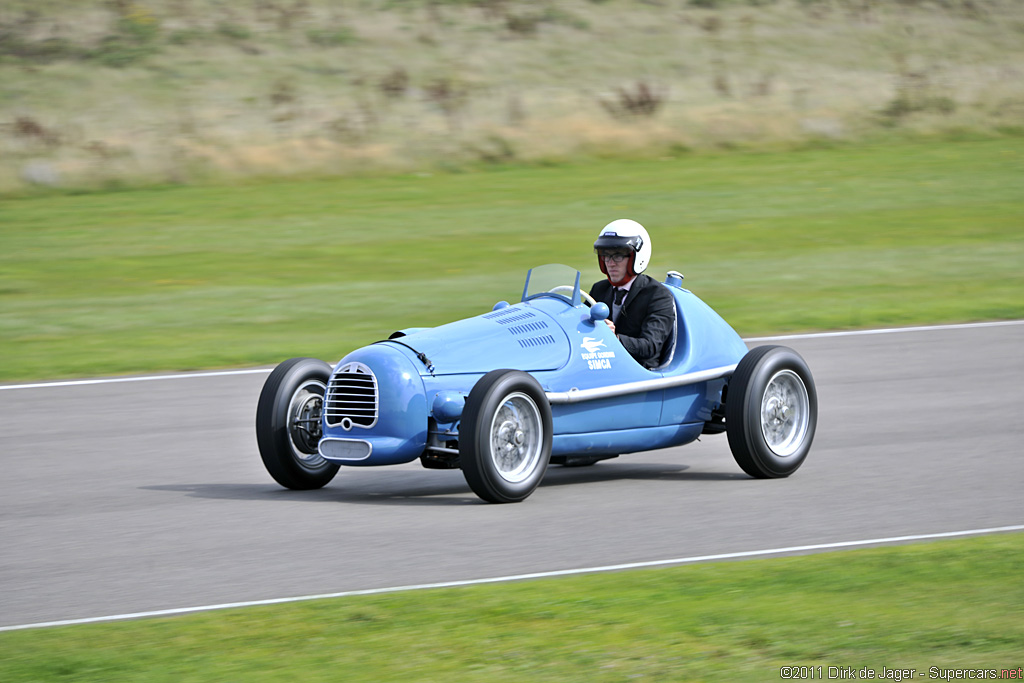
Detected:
left=381, top=302, right=571, bottom=376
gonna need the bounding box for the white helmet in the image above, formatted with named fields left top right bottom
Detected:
left=594, top=219, right=652, bottom=283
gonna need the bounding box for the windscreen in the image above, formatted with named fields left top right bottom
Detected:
left=522, top=264, right=582, bottom=304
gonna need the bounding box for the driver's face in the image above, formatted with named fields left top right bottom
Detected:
left=601, top=251, right=630, bottom=282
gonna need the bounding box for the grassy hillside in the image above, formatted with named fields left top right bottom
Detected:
left=2, top=0, right=1023, bottom=192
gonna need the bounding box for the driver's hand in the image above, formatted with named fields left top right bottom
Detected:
left=605, top=319, right=616, bottom=334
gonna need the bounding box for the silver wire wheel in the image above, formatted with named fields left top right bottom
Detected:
left=759, top=370, right=810, bottom=458
left=288, top=379, right=328, bottom=467
left=461, top=369, right=553, bottom=503
left=725, top=345, right=817, bottom=479
left=488, top=392, right=544, bottom=484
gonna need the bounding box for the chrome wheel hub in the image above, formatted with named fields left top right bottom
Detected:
left=289, top=380, right=327, bottom=467
left=489, top=392, right=543, bottom=483
left=760, top=370, right=810, bottom=457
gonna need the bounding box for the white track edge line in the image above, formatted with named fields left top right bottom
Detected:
left=2, top=319, right=1022, bottom=392
left=2, top=524, right=1021, bottom=633
left=744, top=319, right=1024, bottom=342
left=0, top=368, right=274, bottom=391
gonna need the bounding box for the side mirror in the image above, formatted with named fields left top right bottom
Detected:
left=589, top=302, right=609, bottom=323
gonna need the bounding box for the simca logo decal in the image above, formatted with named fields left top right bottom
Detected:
left=581, top=337, right=615, bottom=370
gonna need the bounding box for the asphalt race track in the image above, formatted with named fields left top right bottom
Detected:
left=2, top=322, right=1022, bottom=630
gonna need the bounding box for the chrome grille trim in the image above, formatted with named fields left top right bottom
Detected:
left=319, top=438, right=373, bottom=461
left=325, top=362, right=378, bottom=429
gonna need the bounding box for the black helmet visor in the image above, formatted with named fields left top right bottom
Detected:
left=593, top=234, right=643, bottom=254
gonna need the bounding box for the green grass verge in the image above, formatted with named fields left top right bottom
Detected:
left=1, top=533, right=1021, bottom=681
left=2, top=137, right=1022, bottom=382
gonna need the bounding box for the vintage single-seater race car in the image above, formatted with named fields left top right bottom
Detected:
left=256, top=264, right=817, bottom=503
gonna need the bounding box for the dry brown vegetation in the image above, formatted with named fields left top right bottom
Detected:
left=1, top=0, right=1022, bottom=191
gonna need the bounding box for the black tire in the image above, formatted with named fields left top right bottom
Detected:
left=256, top=357, right=340, bottom=490
left=725, top=345, right=817, bottom=478
left=460, top=369, right=553, bottom=503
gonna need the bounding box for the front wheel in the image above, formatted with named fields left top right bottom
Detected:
left=460, top=370, right=553, bottom=503
left=256, top=357, right=340, bottom=490
left=725, top=345, right=817, bottom=478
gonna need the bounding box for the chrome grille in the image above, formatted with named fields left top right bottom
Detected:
left=325, top=362, right=378, bottom=429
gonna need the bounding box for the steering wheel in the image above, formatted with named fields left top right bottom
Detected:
left=548, top=285, right=596, bottom=307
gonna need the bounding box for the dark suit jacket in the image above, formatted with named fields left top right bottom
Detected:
left=590, top=273, right=676, bottom=369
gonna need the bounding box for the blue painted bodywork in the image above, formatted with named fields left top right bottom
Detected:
left=319, top=265, right=748, bottom=466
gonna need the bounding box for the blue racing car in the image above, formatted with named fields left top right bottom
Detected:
left=256, top=264, right=817, bottom=503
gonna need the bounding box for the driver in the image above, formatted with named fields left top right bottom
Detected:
left=589, top=219, right=675, bottom=369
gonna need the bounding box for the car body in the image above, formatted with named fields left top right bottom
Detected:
left=256, top=264, right=817, bottom=502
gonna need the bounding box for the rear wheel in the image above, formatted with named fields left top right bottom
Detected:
left=460, top=370, right=552, bottom=503
left=256, top=357, right=340, bottom=490
left=725, top=346, right=817, bottom=478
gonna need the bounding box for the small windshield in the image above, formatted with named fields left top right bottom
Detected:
left=522, top=264, right=583, bottom=305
